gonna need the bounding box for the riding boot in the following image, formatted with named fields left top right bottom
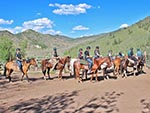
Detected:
left=20, top=68, right=24, bottom=74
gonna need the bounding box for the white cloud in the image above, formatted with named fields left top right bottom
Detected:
left=22, top=18, right=53, bottom=31
left=0, top=18, right=14, bottom=24
left=0, top=26, right=23, bottom=34
left=79, top=33, right=94, bottom=37
left=42, top=29, right=61, bottom=35
left=72, top=25, right=89, bottom=31
left=49, top=3, right=92, bottom=15
left=120, top=24, right=129, bottom=28
left=0, top=18, right=61, bottom=35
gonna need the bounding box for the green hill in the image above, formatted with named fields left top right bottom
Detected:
left=1, top=16, right=150, bottom=62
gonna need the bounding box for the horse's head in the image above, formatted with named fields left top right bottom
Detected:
left=106, top=57, right=112, bottom=68
left=29, top=58, right=38, bottom=67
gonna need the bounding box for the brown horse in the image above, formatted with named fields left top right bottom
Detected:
left=112, top=57, right=122, bottom=76
left=41, top=56, right=71, bottom=80
left=90, top=57, right=112, bottom=82
left=3, top=58, right=37, bottom=82
left=73, top=60, right=89, bottom=82
left=74, top=57, right=112, bottom=83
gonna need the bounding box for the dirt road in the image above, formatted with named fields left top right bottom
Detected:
left=0, top=68, right=150, bottom=113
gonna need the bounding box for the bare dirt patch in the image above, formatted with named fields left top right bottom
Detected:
left=0, top=68, right=150, bottom=113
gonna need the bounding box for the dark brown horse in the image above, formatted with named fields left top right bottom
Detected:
left=3, top=58, right=37, bottom=82
left=90, top=57, right=112, bottom=82
left=41, top=56, right=71, bottom=80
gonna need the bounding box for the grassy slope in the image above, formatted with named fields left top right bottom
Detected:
left=0, top=17, right=150, bottom=59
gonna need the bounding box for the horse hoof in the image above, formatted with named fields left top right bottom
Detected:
left=43, top=77, right=47, bottom=80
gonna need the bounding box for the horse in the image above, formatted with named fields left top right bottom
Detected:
left=3, top=58, right=37, bottom=82
left=120, top=56, right=145, bottom=78
left=73, top=59, right=89, bottom=82
left=90, top=57, right=112, bottom=82
left=41, top=56, right=71, bottom=80
left=69, top=58, right=78, bottom=76
left=112, top=57, right=123, bottom=76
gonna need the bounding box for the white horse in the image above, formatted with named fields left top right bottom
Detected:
left=69, top=58, right=78, bottom=76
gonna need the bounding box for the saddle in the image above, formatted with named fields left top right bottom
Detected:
left=79, top=59, right=88, bottom=65
left=128, top=58, right=135, bottom=64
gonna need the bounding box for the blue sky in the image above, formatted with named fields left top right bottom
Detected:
left=0, top=0, right=150, bottom=38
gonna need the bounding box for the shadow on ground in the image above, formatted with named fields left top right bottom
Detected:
left=141, top=99, right=150, bottom=113
left=2, top=91, right=124, bottom=113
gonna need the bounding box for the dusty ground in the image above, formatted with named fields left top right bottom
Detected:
left=0, top=67, right=150, bottom=113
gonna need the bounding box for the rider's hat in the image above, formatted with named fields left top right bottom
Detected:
left=16, top=48, right=20, bottom=51
left=79, top=48, right=83, bottom=51
left=53, top=47, right=57, bottom=50
left=130, top=47, right=133, bottom=50
left=86, top=46, right=91, bottom=49
left=96, top=46, right=99, bottom=49
left=137, top=48, right=140, bottom=51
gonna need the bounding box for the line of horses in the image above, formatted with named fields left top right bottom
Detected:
left=2, top=55, right=145, bottom=83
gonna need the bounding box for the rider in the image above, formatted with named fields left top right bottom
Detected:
left=108, top=50, right=114, bottom=61
left=128, top=48, right=138, bottom=67
left=136, top=48, right=144, bottom=66
left=15, top=48, right=24, bottom=73
left=118, top=51, right=124, bottom=58
left=84, top=46, right=93, bottom=73
left=94, top=46, right=100, bottom=59
left=78, top=48, right=84, bottom=60
left=136, top=48, right=143, bottom=59
left=51, top=47, right=60, bottom=70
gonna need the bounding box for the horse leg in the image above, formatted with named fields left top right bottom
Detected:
left=58, top=69, right=63, bottom=79
left=90, top=73, right=94, bottom=82
left=85, top=70, right=88, bottom=80
left=21, top=73, right=24, bottom=81
left=75, top=67, right=82, bottom=83
left=42, top=69, right=47, bottom=80
left=47, top=68, right=51, bottom=79
left=25, top=73, right=29, bottom=82
left=8, top=69, right=13, bottom=82
left=95, top=70, right=98, bottom=82
left=133, top=67, right=136, bottom=77
left=123, top=69, right=128, bottom=78
left=103, top=68, right=109, bottom=80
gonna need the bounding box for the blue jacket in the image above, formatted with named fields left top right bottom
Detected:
left=136, top=51, right=143, bottom=57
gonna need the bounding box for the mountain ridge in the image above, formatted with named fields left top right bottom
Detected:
left=0, top=16, right=150, bottom=59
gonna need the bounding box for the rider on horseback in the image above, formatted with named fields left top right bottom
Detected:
left=108, top=50, right=114, bottom=61
left=128, top=48, right=138, bottom=68
left=94, top=46, right=100, bottom=59
left=84, top=46, right=93, bottom=73
left=118, top=52, right=124, bottom=58
left=51, top=47, right=60, bottom=70
left=136, top=48, right=144, bottom=65
left=136, top=48, right=143, bottom=59
left=78, top=48, right=84, bottom=60
left=15, top=48, right=24, bottom=73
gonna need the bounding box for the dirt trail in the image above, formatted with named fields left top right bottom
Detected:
left=0, top=68, right=150, bottom=113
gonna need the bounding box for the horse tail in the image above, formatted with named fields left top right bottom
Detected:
left=73, top=61, right=76, bottom=77
left=3, top=66, right=7, bottom=77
